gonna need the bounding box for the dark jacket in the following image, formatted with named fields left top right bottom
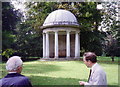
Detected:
left=0, top=73, right=32, bottom=87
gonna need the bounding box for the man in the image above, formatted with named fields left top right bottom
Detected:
left=0, top=56, right=32, bottom=87
left=79, top=52, right=107, bottom=86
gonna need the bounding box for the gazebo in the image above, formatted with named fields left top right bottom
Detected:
left=41, top=9, right=80, bottom=59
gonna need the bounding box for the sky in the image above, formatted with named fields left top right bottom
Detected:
left=11, top=1, right=26, bottom=11
left=11, top=0, right=28, bottom=20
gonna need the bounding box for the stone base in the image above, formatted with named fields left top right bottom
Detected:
left=39, top=57, right=81, bottom=61
left=74, top=57, right=81, bottom=59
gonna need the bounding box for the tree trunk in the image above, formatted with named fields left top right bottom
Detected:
left=111, top=56, right=114, bottom=62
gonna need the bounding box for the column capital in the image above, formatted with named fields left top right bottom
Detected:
left=54, top=31, right=59, bottom=33
left=76, top=31, right=80, bottom=34
left=43, top=31, right=50, bottom=34
left=42, top=33, right=46, bottom=35
left=46, top=32, right=49, bottom=34
left=66, top=30, right=71, bottom=33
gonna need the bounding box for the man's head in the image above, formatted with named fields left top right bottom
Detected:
left=83, top=52, right=97, bottom=68
left=6, top=56, right=23, bottom=73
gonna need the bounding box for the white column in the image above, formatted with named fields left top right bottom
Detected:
left=46, top=32, right=49, bottom=58
left=54, top=31, right=58, bottom=58
left=43, top=33, right=46, bottom=58
left=66, top=31, right=70, bottom=58
left=75, top=31, right=80, bottom=58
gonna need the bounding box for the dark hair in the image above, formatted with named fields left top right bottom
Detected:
left=83, top=52, right=97, bottom=63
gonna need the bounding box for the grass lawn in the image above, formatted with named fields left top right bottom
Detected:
left=0, top=56, right=119, bottom=87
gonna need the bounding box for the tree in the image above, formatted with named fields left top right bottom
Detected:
left=2, top=2, right=21, bottom=31
left=15, top=21, right=43, bottom=58
left=25, top=2, right=58, bottom=31
left=2, top=2, right=21, bottom=59
left=99, top=2, right=120, bottom=59
left=73, top=2, right=103, bottom=55
left=14, top=2, right=58, bottom=58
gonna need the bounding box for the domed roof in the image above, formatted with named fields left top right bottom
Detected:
left=43, top=9, right=79, bottom=27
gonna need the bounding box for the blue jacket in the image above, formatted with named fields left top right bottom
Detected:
left=0, top=73, right=32, bottom=87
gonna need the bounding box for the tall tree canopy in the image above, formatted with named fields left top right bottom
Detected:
left=2, top=2, right=21, bottom=31
left=14, top=2, right=58, bottom=57
left=2, top=2, right=21, bottom=59
left=99, top=2, right=120, bottom=57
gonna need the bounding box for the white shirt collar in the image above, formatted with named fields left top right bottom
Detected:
left=8, top=72, right=17, bottom=74
left=91, top=63, right=97, bottom=70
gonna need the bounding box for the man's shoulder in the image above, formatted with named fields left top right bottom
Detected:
left=94, top=64, right=106, bottom=74
left=0, top=73, right=29, bottom=82
left=14, top=75, right=31, bottom=86
left=1, top=74, right=31, bottom=86
left=14, top=74, right=29, bottom=82
left=17, top=76, right=30, bottom=83
left=17, top=75, right=28, bottom=79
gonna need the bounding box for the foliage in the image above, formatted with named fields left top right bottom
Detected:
left=80, top=30, right=105, bottom=55
left=2, top=31, right=15, bottom=50
left=2, top=2, right=21, bottom=59
left=15, top=22, right=43, bottom=57
left=2, top=49, right=16, bottom=58
left=12, top=2, right=58, bottom=58
left=100, top=2, right=120, bottom=57
left=25, top=2, right=58, bottom=31
left=2, top=2, right=21, bottom=31
left=66, top=2, right=103, bottom=55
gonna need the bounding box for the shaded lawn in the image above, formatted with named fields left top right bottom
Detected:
left=0, top=57, right=119, bottom=87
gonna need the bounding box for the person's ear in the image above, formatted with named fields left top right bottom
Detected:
left=88, top=60, right=91, bottom=64
left=17, top=66, right=22, bottom=73
left=17, top=66, right=20, bottom=70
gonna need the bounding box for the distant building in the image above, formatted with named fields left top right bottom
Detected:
left=41, top=9, right=80, bottom=59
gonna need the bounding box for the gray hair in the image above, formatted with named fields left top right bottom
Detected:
left=6, top=56, right=23, bottom=71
